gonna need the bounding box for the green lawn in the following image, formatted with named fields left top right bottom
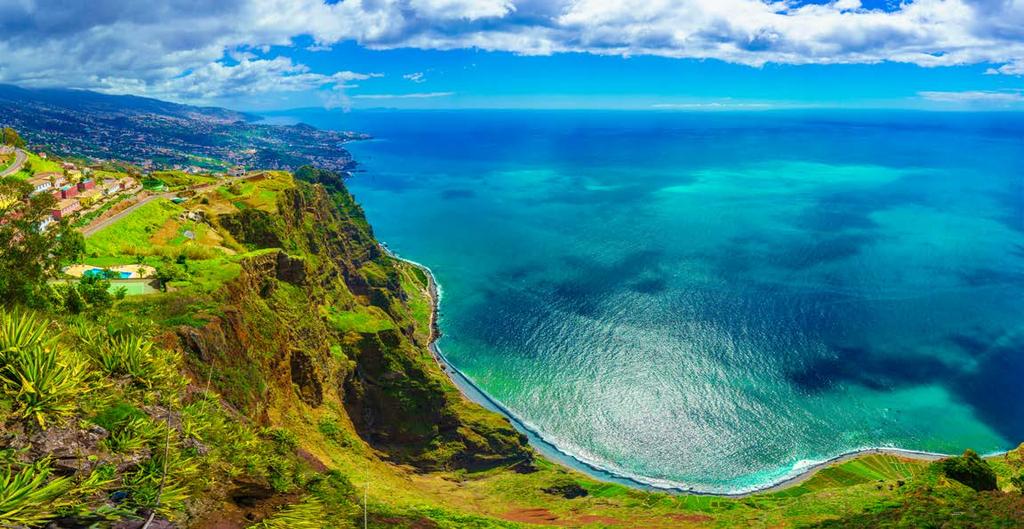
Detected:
left=323, top=304, right=397, bottom=333
left=151, top=170, right=219, bottom=189
left=86, top=198, right=183, bottom=256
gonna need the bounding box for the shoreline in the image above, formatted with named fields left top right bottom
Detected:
left=385, top=246, right=985, bottom=497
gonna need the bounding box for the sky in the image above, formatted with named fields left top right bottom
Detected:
left=0, top=0, right=1023, bottom=111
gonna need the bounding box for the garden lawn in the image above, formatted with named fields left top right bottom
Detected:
left=86, top=198, right=183, bottom=257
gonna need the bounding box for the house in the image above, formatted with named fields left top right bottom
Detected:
left=228, top=165, right=246, bottom=177
left=0, top=146, right=13, bottom=155
left=120, top=177, right=140, bottom=193
left=77, top=189, right=101, bottom=207
left=51, top=199, right=81, bottom=220
left=59, top=184, right=79, bottom=199
left=26, top=175, right=53, bottom=195
left=61, top=162, right=76, bottom=170
left=77, top=178, right=95, bottom=192
left=101, top=178, right=121, bottom=196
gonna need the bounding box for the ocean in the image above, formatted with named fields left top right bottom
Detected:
left=269, top=109, right=1024, bottom=493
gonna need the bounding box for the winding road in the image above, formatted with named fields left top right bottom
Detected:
left=0, top=148, right=27, bottom=178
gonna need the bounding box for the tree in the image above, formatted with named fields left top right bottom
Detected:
left=2, top=126, right=25, bottom=148
left=77, top=274, right=112, bottom=308
left=940, top=449, right=998, bottom=491
left=154, top=262, right=187, bottom=291
left=64, top=285, right=84, bottom=314
left=0, top=179, right=84, bottom=308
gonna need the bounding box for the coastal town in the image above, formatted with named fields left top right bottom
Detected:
left=1, top=126, right=261, bottom=295
left=2, top=130, right=246, bottom=233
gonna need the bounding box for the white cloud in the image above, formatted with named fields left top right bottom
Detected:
left=407, top=0, right=514, bottom=20
left=3, top=0, right=1024, bottom=102
left=353, top=91, right=455, bottom=99
left=918, top=90, right=1024, bottom=104
left=403, top=72, right=427, bottom=83
left=103, top=58, right=380, bottom=102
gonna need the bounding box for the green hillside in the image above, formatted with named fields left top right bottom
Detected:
left=2, top=167, right=1024, bottom=528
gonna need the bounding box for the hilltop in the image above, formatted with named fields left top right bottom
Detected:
left=0, top=85, right=363, bottom=173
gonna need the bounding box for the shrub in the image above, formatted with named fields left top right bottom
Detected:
left=0, top=311, right=87, bottom=428
left=1011, top=473, right=1024, bottom=494
left=247, top=497, right=324, bottom=529
left=87, top=335, right=184, bottom=392
left=317, top=417, right=343, bottom=441
left=0, top=460, right=73, bottom=527
left=123, top=449, right=200, bottom=518
left=940, top=449, right=998, bottom=491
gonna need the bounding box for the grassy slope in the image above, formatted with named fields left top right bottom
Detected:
left=13, top=171, right=1023, bottom=529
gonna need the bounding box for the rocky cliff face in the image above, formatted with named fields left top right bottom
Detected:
left=172, top=181, right=531, bottom=471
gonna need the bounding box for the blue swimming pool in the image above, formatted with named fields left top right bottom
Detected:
left=83, top=268, right=132, bottom=279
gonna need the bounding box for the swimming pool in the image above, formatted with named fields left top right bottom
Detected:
left=83, top=268, right=133, bottom=279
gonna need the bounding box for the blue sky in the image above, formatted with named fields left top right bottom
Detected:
left=0, top=0, right=1023, bottom=111
left=259, top=40, right=1023, bottom=111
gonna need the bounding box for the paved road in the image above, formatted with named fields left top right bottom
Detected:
left=79, top=171, right=267, bottom=236
left=0, top=148, right=27, bottom=178
left=80, top=191, right=173, bottom=237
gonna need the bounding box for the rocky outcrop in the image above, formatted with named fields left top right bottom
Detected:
left=169, top=180, right=531, bottom=472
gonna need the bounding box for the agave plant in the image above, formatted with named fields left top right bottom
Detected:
left=90, top=334, right=184, bottom=393
left=0, top=308, right=52, bottom=352
left=0, top=310, right=87, bottom=428
left=0, top=460, right=73, bottom=527
left=247, top=497, right=325, bottom=529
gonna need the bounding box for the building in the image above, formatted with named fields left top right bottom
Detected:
left=120, top=177, right=140, bottom=193
left=59, top=184, right=79, bottom=199
left=228, top=165, right=246, bottom=177
left=26, top=175, right=53, bottom=195
left=51, top=199, right=81, bottom=220
left=101, top=178, right=121, bottom=196
left=77, top=179, right=95, bottom=192
left=0, top=146, right=13, bottom=155
left=61, top=162, right=76, bottom=170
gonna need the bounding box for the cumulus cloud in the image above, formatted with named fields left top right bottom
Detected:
left=2, top=0, right=1024, bottom=102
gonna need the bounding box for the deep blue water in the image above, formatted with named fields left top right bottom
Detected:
left=273, top=109, right=1024, bottom=493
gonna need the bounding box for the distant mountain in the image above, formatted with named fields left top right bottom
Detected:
left=0, top=84, right=357, bottom=172
left=0, top=84, right=254, bottom=123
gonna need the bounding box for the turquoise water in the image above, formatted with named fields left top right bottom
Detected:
left=84, top=268, right=132, bottom=279
left=281, top=110, right=1023, bottom=493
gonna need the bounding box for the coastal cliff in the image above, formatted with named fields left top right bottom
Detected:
left=3, top=167, right=1024, bottom=529
left=171, top=181, right=531, bottom=472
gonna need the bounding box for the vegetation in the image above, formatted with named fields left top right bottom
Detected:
left=0, top=178, right=85, bottom=307
left=939, top=449, right=998, bottom=491
left=3, top=162, right=1023, bottom=528
left=2, top=126, right=25, bottom=148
